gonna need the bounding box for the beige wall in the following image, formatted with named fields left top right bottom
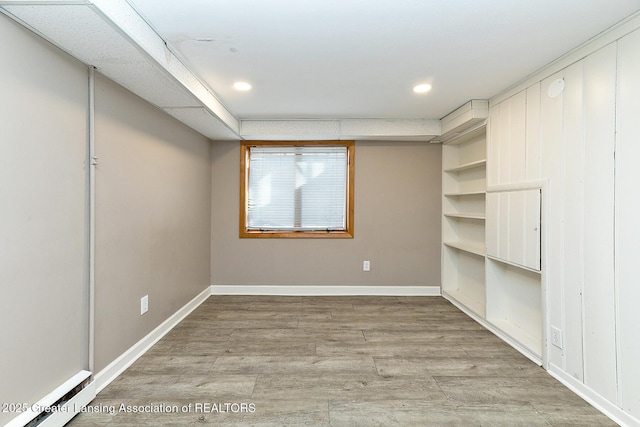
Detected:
left=94, top=74, right=212, bottom=371
left=0, top=15, right=88, bottom=425
left=211, top=141, right=441, bottom=287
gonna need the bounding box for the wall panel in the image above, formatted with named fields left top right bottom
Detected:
left=0, top=15, right=88, bottom=426
left=525, top=83, right=542, bottom=182
left=582, top=43, right=618, bottom=403
left=561, top=60, right=586, bottom=383
left=538, top=71, right=566, bottom=368
left=211, top=141, right=441, bottom=288
left=94, top=73, right=212, bottom=372
left=616, top=27, right=640, bottom=417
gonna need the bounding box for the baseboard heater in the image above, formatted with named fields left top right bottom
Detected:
left=6, top=371, right=96, bottom=427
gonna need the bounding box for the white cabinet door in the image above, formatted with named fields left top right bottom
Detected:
left=486, top=189, right=541, bottom=271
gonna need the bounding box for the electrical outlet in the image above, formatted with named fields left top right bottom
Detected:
left=141, top=295, right=149, bottom=315
left=551, top=326, right=563, bottom=349
left=363, top=260, right=371, bottom=272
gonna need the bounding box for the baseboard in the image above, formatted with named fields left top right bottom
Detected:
left=210, top=285, right=442, bottom=296
left=548, top=363, right=640, bottom=427
left=94, top=285, right=212, bottom=393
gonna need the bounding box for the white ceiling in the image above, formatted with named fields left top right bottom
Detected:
left=2, top=0, right=640, bottom=140
left=127, top=0, right=640, bottom=120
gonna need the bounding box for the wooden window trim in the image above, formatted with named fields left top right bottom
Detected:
left=240, top=140, right=355, bottom=239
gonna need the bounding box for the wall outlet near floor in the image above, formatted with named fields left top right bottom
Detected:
left=551, top=326, right=563, bottom=349
left=141, top=295, right=149, bottom=315
left=363, top=260, right=371, bottom=272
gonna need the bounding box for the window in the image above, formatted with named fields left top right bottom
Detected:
left=240, top=141, right=354, bottom=238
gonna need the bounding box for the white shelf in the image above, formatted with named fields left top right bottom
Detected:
left=486, top=255, right=542, bottom=274
left=443, top=241, right=486, bottom=257
left=444, top=213, right=485, bottom=220
left=444, top=190, right=486, bottom=197
left=444, top=159, right=487, bottom=173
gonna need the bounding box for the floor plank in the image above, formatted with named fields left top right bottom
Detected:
left=67, top=296, right=616, bottom=426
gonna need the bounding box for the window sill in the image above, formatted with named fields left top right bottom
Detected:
left=240, top=229, right=354, bottom=239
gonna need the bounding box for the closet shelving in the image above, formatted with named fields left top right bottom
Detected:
left=439, top=99, right=544, bottom=365
left=440, top=103, right=488, bottom=319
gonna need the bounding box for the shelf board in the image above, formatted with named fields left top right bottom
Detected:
left=488, top=318, right=542, bottom=359
left=443, top=190, right=486, bottom=197
left=444, top=213, right=485, bottom=220
left=442, top=289, right=486, bottom=318
left=443, top=241, right=486, bottom=257
left=444, top=159, right=487, bottom=173
left=486, top=255, right=541, bottom=274
left=441, top=123, right=487, bottom=146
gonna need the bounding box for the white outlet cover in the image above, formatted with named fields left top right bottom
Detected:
left=141, top=295, right=149, bottom=315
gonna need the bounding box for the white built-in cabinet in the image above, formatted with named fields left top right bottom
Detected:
left=440, top=100, right=544, bottom=364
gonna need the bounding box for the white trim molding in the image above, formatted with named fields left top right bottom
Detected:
left=210, top=285, right=441, bottom=296
left=548, top=363, right=640, bottom=427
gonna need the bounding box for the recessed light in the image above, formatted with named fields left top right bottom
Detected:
left=413, top=83, right=432, bottom=94
left=233, top=81, right=252, bottom=91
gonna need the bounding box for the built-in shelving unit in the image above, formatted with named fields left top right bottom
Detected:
left=440, top=99, right=544, bottom=366
left=441, top=102, right=488, bottom=319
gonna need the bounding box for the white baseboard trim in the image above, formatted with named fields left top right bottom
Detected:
left=548, top=363, right=640, bottom=427
left=210, top=285, right=442, bottom=296
left=94, top=285, right=212, bottom=393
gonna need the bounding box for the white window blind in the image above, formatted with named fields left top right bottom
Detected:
left=246, top=146, right=348, bottom=231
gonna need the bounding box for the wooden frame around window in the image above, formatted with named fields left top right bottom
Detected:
left=240, top=140, right=355, bottom=238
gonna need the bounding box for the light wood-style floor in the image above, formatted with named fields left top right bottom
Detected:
left=68, top=296, right=615, bottom=426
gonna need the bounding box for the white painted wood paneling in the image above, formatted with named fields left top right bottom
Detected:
left=488, top=90, right=527, bottom=186
left=525, top=83, right=542, bottom=182
left=582, top=42, right=618, bottom=404
left=487, top=104, right=500, bottom=186
left=561, top=60, right=586, bottom=384
left=616, top=27, right=640, bottom=418
left=510, top=91, right=527, bottom=184
left=535, top=42, right=619, bottom=405
left=486, top=189, right=540, bottom=271
left=523, top=189, right=541, bottom=270
left=539, top=72, right=566, bottom=368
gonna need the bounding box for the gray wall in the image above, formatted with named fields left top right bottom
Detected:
left=94, top=73, right=212, bottom=372
left=211, top=141, right=442, bottom=287
left=0, top=15, right=88, bottom=425
left=0, top=13, right=214, bottom=422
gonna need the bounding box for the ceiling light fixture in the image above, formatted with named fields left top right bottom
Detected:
left=413, top=83, right=432, bottom=94
left=233, top=81, right=252, bottom=91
